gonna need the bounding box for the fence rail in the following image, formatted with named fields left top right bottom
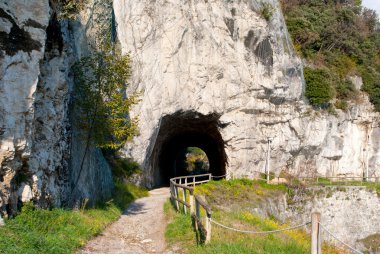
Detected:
left=169, top=173, right=217, bottom=243
left=169, top=173, right=367, bottom=253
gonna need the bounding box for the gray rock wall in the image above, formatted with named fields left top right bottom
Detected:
left=286, top=187, right=380, bottom=252
left=253, top=186, right=380, bottom=252
left=0, top=0, right=113, bottom=215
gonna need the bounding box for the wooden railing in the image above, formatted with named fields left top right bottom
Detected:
left=169, top=173, right=213, bottom=243
left=169, top=174, right=367, bottom=252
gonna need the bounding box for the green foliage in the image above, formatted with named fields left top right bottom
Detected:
left=185, top=147, right=209, bottom=174
left=334, top=100, right=348, bottom=111
left=260, top=3, right=274, bottom=21
left=304, top=67, right=334, bottom=106
left=0, top=182, right=147, bottom=254
left=106, top=155, right=142, bottom=179
left=58, top=0, right=86, bottom=20
left=282, top=0, right=380, bottom=111
left=360, top=66, right=380, bottom=111
left=72, top=44, right=139, bottom=150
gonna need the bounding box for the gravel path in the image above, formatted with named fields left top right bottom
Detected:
left=78, top=187, right=170, bottom=254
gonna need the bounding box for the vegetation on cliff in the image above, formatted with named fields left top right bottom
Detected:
left=281, top=0, right=380, bottom=110
left=72, top=43, right=139, bottom=150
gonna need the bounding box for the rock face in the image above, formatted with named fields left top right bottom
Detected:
left=289, top=187, right=380, bottom=251
left=114, top=0, right=380, bottom=187
left=0, top=0, right=379, bottom=216
left=0, top=0, right=113, bottom=215
left=253, top=186, right=380, bottom=251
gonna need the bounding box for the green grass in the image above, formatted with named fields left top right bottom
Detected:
left=299, top=178, right=380, bottom=196
left=0, top=182, right=148, bottom=254
left=165, top=179, right=343, bottom=254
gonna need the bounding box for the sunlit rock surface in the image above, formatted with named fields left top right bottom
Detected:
left=114, top=0, right=380, bottom=186
left=0, top=0, right=379, bottom=216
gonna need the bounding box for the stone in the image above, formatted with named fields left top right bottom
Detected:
left=17, top=184, right=33, bottom=202
left=141, top=239, right=153, bottom=244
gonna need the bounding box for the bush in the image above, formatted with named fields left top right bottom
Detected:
left=336, top=79, right=356, bottom=100
left=304, top=67, right=334, bottom=106
left=283, top=1, right=380, bottom=111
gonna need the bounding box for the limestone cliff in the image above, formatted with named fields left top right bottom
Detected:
left=114, top=0, right=380, bottom=186
left=0, top=0, right=379, bottom=216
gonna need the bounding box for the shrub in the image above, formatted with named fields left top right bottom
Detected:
left=283, top=1, right=380, bottom=111
left=336, top=79, right=356, bottom=100
left=304, top=67, right=334, bottom=106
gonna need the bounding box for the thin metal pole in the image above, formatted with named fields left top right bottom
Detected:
left=266, top=137, right=272, bottom=184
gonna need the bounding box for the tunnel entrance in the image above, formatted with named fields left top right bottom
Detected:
left=148, top=111, right=227, bottom=187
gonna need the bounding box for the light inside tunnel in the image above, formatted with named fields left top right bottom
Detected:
left=147, top=111, right=228, bottom=187
left=174, top=147, right=210, bottom=176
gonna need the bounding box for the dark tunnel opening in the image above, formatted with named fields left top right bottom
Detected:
left=148, top=111, right=228, bottom=187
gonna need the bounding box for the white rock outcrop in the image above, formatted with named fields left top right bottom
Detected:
left=114, top=0, right=380, bottom=186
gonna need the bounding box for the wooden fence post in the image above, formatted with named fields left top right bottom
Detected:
left=311, top=212, right=321, bottom=254
left=174, top=186, right=179, bottom=211
left=189, top=189, right=194, bottom=215
left=205, top=211, right=212, bottom=244
left=195, top=199, right=200, bottom=231
left=182, top=188, right=187, bottom=214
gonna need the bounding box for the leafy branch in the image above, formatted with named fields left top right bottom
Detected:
left=72, top=44, right=139, bottom=150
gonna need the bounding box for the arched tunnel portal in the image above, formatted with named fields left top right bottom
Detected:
left=148, top=111, right=228, bottom=187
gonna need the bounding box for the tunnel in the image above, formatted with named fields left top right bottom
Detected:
left=147, top=111, right=228, bottom=187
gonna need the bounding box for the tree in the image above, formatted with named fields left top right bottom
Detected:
left=72, top=43, right=139, bottom=150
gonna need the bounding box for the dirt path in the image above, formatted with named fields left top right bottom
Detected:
left=78, top=188, right=171, bottom=254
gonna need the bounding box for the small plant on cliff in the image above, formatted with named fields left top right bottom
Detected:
left=260, top=3, right=275, bottom=21
left=57, top=0, right=86, bottom=19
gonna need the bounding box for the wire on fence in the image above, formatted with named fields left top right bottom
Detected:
left=211, top=218, right=310, bottom=234
left=318, top=223, right=364, bottom=254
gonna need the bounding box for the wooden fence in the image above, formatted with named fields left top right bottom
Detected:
left=169, top=174, right=366, bottom=253
left=169, top=173, right=213, bottom=243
